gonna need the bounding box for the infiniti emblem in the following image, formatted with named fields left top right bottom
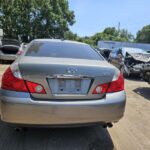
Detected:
left=66, top=67, right=78, bottom=74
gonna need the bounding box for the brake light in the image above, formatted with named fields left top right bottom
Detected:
left=1, top=67, right=46, bottom=94
left=26, top=81, right=46, bottom=94
left=107, top=73, right=124, bottom=93
left=92, top=73, right=124, bottom=94
left=1, top=67, right=28, bottom=92
left=92, top=83, right=109, bottom=94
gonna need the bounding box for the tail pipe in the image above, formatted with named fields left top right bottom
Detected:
left=103, top=123, right=113, bottom=128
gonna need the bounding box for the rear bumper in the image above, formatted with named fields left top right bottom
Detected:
left=0, top=54, right=17, bottom=61
left=0, top=90, right=126, bottom=126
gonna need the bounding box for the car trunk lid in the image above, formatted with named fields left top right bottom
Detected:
left=0, top=45, right=19, bottom=54
left=19, top=57, right=116, bottom=100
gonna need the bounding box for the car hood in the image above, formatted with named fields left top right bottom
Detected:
left=127, top=52, right=150, bottom=63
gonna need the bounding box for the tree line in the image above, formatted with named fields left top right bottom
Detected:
left=64, top=27, right=134, bottom=47
left=0, top=0, right=150, bottom=46
left=0, top=0, right=75, bottom=41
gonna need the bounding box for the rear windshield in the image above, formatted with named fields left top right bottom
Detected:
left=25, top=41, right=103, bottom=60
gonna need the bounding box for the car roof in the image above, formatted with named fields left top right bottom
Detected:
left=33, top=39, right=88, bottom=46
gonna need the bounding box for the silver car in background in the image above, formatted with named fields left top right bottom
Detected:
left=0, top=39, right=20, bottom=63
left=0, top=45, right=19, bottom=62
left=0, top=39, right=126, bottom=127
left=109, top=47, right=150, bottom=78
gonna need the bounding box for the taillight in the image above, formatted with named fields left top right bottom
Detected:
left=92, top=83, right=109, bottom=94
left=1, top=67, right=28, bottom=92
left=25, top=81, right=46, bottom=94
left=92, top=73, right=124, bottom=94
left=107, top=73, right=124, bottom=93
left=1, top=67, right=46, bottom=94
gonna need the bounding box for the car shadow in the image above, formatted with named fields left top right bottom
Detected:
left=133, top=87, right=150, bottom=100
left=0, top=123, right=115, bottom=150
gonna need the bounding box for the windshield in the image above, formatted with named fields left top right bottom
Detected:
left=25, top=41, right=103, bottom=60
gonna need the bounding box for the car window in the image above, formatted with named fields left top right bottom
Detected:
left=25, top=41, right=103, bottom=60
left=117, top=48, right=122, bottom=55
left=110, top=48, right=118, bottom=56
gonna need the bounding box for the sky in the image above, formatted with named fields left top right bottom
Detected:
left=68, top=0, right=150, bottom=37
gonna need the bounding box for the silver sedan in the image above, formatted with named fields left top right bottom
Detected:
left=0, top=39, right=126, bottom=127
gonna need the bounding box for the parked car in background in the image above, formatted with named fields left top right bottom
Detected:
left=0, top=39, right=126, bottom=128
left=0, top=45, right=19, bottom=62
left=0, top=38, right=20, bottom=63
left=109, top=47, right=150, bottom=78
left=1, top=38, right=19, bottom=46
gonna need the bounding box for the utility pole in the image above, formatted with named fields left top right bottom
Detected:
left=118, top=22, right=121, bottom=37
left=118, top=22, right=120, bottom=31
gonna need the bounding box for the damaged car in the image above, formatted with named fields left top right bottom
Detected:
left=109, top=47, right=150, bottom=78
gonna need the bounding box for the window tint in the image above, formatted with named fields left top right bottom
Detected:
left=25, top=41, right=103, bottom=60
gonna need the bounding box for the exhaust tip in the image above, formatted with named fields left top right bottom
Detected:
left=14, top=127, right=27, bottom=132
left=107, top=123, right=113, bottom=128
left=102, top=123, right=113, bottom=128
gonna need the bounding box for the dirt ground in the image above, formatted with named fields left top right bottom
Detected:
left=0, top=65, right=150, bottom=150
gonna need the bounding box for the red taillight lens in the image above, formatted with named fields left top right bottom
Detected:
left=92, top=83, right=109, bottom=94
left=25, top=81, right=46, bottom=94
left=107, top=73, right=124, bottom=93
left=1, top=67, right=28, bottom=92
left=92, top=73, right=124, bottom=94
left=1, top=67, right=46, bottom=94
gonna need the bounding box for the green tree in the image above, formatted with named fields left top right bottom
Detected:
left=90, top=27, right=134, bottom=46
left=136, top=25, right=150, bottom=43
left=119, top=29, right=134, bottom=42
left=0, top=0, right=75, bottom=42
left=65, top=27, right=134, bottom=47
left=64, top=31, right=78, bottom=40
left=103, top=27, right=119, bottom=37
left=82, top=37, right=94, bottom=46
